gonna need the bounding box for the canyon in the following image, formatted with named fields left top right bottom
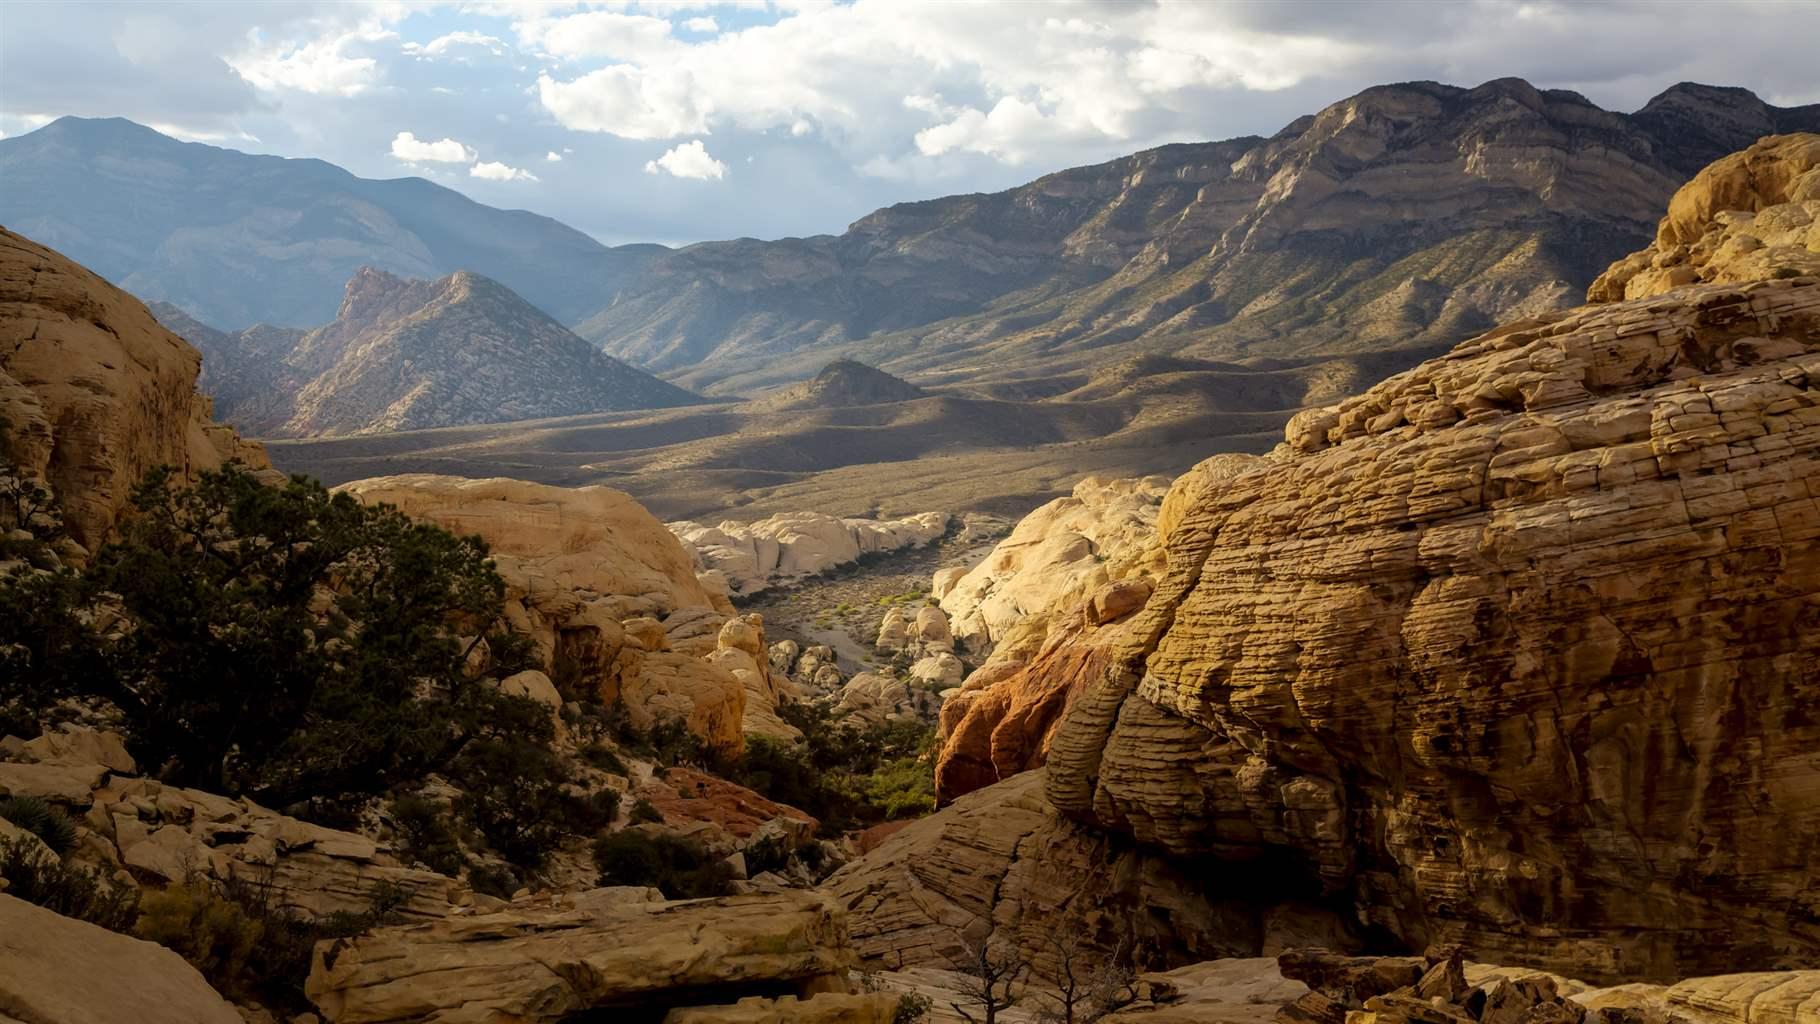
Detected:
left=3, top=82, right=1820, bottom=1024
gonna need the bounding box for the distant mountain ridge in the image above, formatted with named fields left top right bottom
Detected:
left=7, top=79, right=1818, bottom=400
left=0, top=116, right=657, bottom=330
left=578, top=79, right=1820, bottom=393
left=152, top=268, right=701, bottom=438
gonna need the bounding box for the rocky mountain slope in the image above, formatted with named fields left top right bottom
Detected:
left=0, top=227, right=274, bottom=550
left=893, top=134, right=1820, bottom=982
left=580, top=79, right=1820, bottom=394
left=154, top=267, right=701, bottom=437
left=0, top=116, right=655, bottom=330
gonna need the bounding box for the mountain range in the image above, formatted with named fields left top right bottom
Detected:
left=150, top=268, right=700, bottom=438
left=4, top=79, right=1817, bottom=407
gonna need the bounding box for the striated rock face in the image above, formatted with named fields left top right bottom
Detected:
left=1042, top=264, right=1820, bottom=979
left=0, top=227, right=273, bottom=551
left=672, top=511, right=948, bottom=597
left=156, top=266, right=702, bottom=438
left=1589, top=133, right=1820, bottom=302
left=0, top=894, right=244, bottom=1024
left=336, top=474, right=777, bottom=753
left=305, top=890, right=855, bottom=1023
left=826, top=771, right=1356, bottom=977
left=931, top=468, right=1254, bottom=804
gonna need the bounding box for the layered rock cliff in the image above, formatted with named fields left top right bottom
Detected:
left=0, top=227, right=273, bottom=551
left=156, top=267, right=702, bottom=438
left=1017, top=136, right=1820, bottom=981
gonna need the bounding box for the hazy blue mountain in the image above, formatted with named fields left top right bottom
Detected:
left=0, top=116, right=660, bottom=330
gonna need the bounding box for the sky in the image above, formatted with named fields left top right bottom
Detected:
left=3, top=0, right=1819, bottom=247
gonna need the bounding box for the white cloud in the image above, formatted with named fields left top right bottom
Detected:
left=390, top=131, right=476, bottom=163
left=525, top=1, right=1371, bottom=171
left=519, top=10, right=676, bottom=61
left=684, top=16, right=719, bottom=34
left=470, top=160, right=539, bottom=182
left=643, top=139, right=727, bottom=180
left=227, top=15, right=398, bottom=97
left=402, top=31, right=505, bottom=60
left=545, top=150, right=563, bottom=162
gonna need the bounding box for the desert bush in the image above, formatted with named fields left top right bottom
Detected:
left=720, top=702, right=935, bottom=831
left=467, top=863, right=520, bottom=899
left=895, top=993, right=934, bottom=1024
left=0, top=836, right=139, bottom=931
left=137, top=875, right=407, bottom=1009
left=389, top=793, right=468, bottom=877
left=0, top=464, right=579, bottom=868
left=0, top=795, right=78, bottom=855
left=592, top=831, right=734, bottom=898
left=627, top=797, right=664, bottom=825
left=744, top=832, right=791, bottom=875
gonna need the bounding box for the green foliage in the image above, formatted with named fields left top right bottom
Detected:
left=467, top=863, right=520, bottom=899
left=894, top=992, right=934, bottom=1024
left=580, top=742, right=629, bottom=775
left=627, top=797, right=664, bottom=825
left=0, top=837, right=139, bottom=931
left=389, top=793, right=468, bottom=877
left=744, top=832, right=791, bottom=876
left=0, top=464, right=584, bottom=869
left=719, top=701, right=936, bottom=832
left=0, top=795, right=78, bottom=855
left=591, top=830, right=734, bottom=898
left=136, top=875, right=406, bottom=1010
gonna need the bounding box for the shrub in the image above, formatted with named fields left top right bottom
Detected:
left=744, top=832, right=791, bottom=876
left=580, top=742, right=629, bottom=775
left=389, top=793, right=467, bottom=877
left=467, top=863, right=520, bottom=899
left=894, top=993, right=934, bottom=1024
left=719, top=702, right=936, bottom=832
left=0, top=837, right=139, bottom=931
left=627, top=797, right=664, bottom=825
left=0, top=795, right=78, bottom=855
left=592, top=830, right=734, bottom=898
left=136, top=875, right=406, bottom=1009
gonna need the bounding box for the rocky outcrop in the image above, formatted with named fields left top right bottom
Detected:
left=157, top=266, right=701, bottom=438
left=304, top=890, right=855, bottom=1023
left=1275, top=948, right=1820, bottom=1024
left=0, top=227, right=274, bottom=551
left=826, top=771, right=1356, bottom=977
left=937, top=476, right=1170, bottom=656
left=672, top=511, right=948, bottom=597
left=0, top=894, right=244, bottom=1024
left=1589, top=133, right=1820, bottom=302
left=335, top=474, right=790, bottom=753
left=1101, top=957, right=1307, bottom=1024
left=1, top=727, right=460, bottom=921
left=1041, top=221, right=1820, bottom=975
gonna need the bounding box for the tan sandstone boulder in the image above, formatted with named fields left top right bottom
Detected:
left=306, top=890, right=855, bottom=1023
left=0, top=228, right=273, bottom=551
left=1043, top=219, right=1820, bottom=976
left=672, top=511, right=948, bottom=596
left=1589, top=133, right=1820, bottom=302
left=0, top=893, right=243, bottom=1024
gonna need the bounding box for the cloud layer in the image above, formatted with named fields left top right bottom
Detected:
left=4, top=0, right=1818, bottom=246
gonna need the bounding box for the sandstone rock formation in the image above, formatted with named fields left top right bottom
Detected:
left=1100, top=957, right=1307, bottom=1024
left=672, top=511, right=948, bottom=597
left=335, top=474, right=793, bottom=753
left=1274, top=947, right=1820, bottom=1024
left=155, top=266, right=702, bottom=438
left=938, top=476, right=1170, bottom=656
left=305, top=890, right=855, bottom=1023
left=1041, top=229, right=1820, bottom=976
left=1, top=727, right=460, bottom=921
left=1589, top=133, right=1820, bottom=301
left=0, top=894, right=244, bottom=1024
left=826, top=771, right=1355, bottom=977
left=0, top=227, right=274, bottom=550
